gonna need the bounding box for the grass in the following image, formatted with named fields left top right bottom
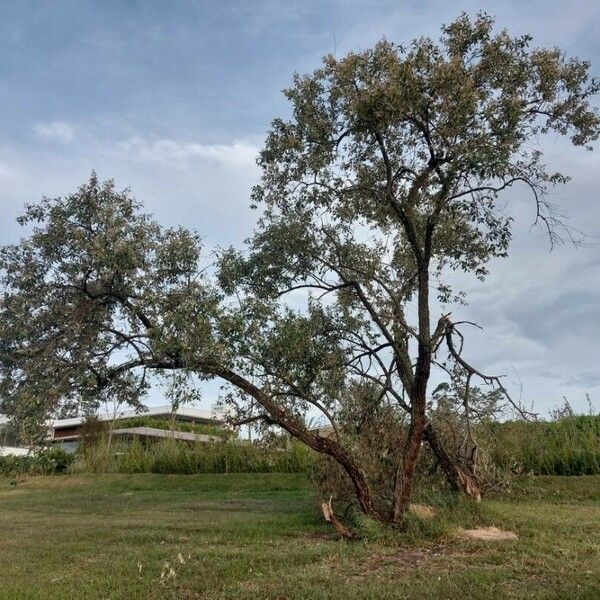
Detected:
left=0, top=473, right=599, bottom=599
left=70, top=437, right=316, bottom=475
left=485, top=415, right=600, bottom=475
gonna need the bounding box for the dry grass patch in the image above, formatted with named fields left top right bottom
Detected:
left=458, top=526, right=518, bottom=541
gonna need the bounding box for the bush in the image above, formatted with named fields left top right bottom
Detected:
left=485, top=414, right=600, bottom=476
left=310, top=384, right=412, bottom=519
left=0, top=447, right=74, bottom=478
left=70, top=436, right=317, bottom=475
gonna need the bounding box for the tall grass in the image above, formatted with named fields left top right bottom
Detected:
left=59, top=414, right=600, bottom=477
left=484, top=415, right=600, bottom=476
left=4, top=414, right=598, bottom=480
left=70, top=437, right=316, bottom=475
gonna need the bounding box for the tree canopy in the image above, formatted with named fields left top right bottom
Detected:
left=1, top=14, right=598, bottom=527
left=220, top=12, right=599, bottom=519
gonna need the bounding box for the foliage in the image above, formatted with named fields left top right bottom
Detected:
left=70, top=437, right=316, bottom=475
left=1, top=13, right=599, bottom=525
left=0, top=446, right=74, bottom=477
left=310, top=383, right=409, bottom=516
left=0, top=173, right=222, bottom=427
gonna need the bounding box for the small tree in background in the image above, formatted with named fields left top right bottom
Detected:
left=164, top=372, right=202, bottom=435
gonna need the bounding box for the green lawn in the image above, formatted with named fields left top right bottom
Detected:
left=0, top=473, right=599, bottom=599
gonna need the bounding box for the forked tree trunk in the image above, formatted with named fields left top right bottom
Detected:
left=391, top=415, right=481, bottom=523
left=423, top=423, right=481, bottom=502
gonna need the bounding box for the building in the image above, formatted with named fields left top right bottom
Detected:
left=0, top=414, right=29, bottom=456
left=49, top=404, right=225, bottom=451
left=1, top=404, right=226, bottom=454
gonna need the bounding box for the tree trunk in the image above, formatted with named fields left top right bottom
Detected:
left=392, top=410, right=426, bottom=522
left=423, top=423, right=481, bottom=502
left=390, top=254, right=432, bottom=522
left=202, top=361, right=389, bottom=524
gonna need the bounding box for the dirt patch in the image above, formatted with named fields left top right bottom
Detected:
left=360, top=549, right=427, bottom=573
left=343, top=545, right=454, bottom=580
left=458, top=526, right=518, bottom=541
left=409, top=503, right=435, bottom=519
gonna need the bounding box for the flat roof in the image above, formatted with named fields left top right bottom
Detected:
left=110, top=426, right=220, bottom=443
left=51, top=404, right=222, bottom=429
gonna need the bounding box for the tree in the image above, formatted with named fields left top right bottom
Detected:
left=1, top=14, right=598, bottom=529
left=219, top=12, right=599, bottom=520
left=0, top=175, right=390, bottom=523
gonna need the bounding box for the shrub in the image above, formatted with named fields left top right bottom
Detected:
left=0, top=447, right=74, bottom=477
left=70, top=436, right=317, bottom=475
left=310, top=383, right=412, bottom=519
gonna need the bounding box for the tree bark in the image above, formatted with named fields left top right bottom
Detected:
left=392, top=413, right=426, bottom=522
left=391, top=263, right=432, bottom=523
left=200, top=360, right=388, bottom=523
left=423, top=423, right=481, bottom=502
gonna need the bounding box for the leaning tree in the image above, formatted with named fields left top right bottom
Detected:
left=0, top=175, right=406, bottom=526
left=1, top=14, right=598, bottom=529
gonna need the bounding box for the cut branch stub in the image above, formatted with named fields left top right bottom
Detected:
left=321, top=497, right=355, bottom=539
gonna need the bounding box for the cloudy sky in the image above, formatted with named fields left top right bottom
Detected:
left=1, top=0, right=599, bottom=415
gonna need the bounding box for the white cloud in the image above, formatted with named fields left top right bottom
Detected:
left=33, top=121, right=75, bottom=144
left=116, top=136, right=259, bottom=169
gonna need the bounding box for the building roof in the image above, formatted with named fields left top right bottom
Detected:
left=51, top=404, right=223, bottom=430
left=109, top=426, right=220, bottom=443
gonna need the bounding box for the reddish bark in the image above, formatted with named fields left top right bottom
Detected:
left=200, top=360, right=388, bottom=523
left=423, top=423, right=481, bottom=502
